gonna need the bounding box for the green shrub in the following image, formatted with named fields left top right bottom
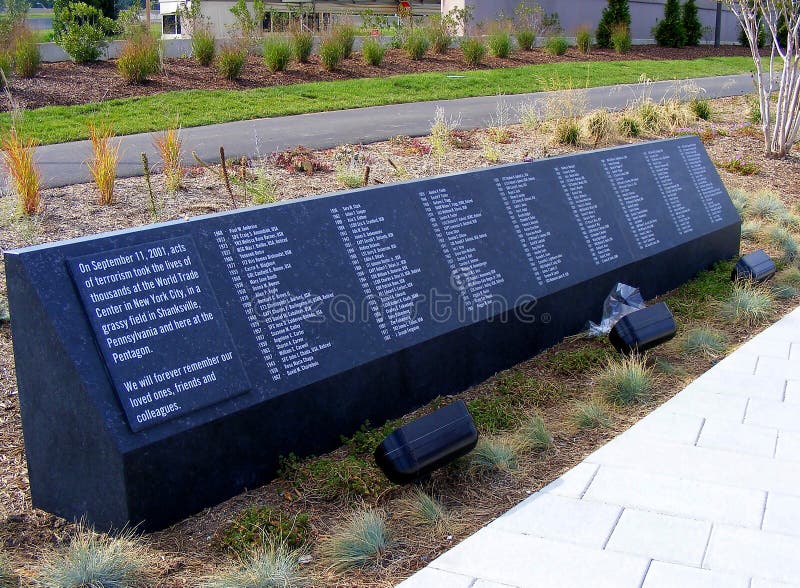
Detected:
left=610, top=23, right=631, bottom=53
left=291, top=30, right=313, bottom=63
left=576, top=26, right=592, bottom=53
left=683, top=327, right=727, bottom=357
left=722, top=284, right=774, bottom=325
left=487, top=28, right=513, bottom=58
left=116, top=31, right=159, bottom=84
left=322, top=509, right=390, bottom=571
left=461, top=36, right=485, bottom=66
left=619, top=115, right=641, bottom=137
left=690, top=97, right=711, bottom=120
left=654, top=0, right=686, bottom=47
left=56, top=2, right=115, bottom=63
left=404, top=29, right=430, bottom=60
left=192, top=27, right=215, bottom=66
left=598, top=355, right=654, bottom=405
left=468, top=438, right=518, bottom=475
left=319, top=35, right=343, bottom=71
left=220, top=506, right=311, bottom=555
left=216, top=44, right=246, bottom=80
left=573, top=400, right=612, bottom=429
left=516, top=28, right=535, bottom=50
left=597, top=0, right=631, bottom=48
left=36, top=526, right=156, bottom=588
left=361, top=37, right=385, bottom=66
left=263, top=35, right=292, bottom=72
left=520, top=413, right=553, bottom=451
left=683, top=0, right=703, bottom=46
left=332, top=23, right=356, bottom=58
left=554, top=117, right=580, bottom=145
left=12, top=29, right=40, bottom=78
left=200, top=542, right=307, bottom=588
left=544, top=35, right=568, bottom=55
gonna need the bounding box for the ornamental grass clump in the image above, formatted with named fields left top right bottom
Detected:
left=750, top=191, right=787, bottom=221
left=425, top=14, right=453, bottom=54
left=544, top=35, right=568, bottom=55
left=404, top=29, right=430, bottom=60
left=262, top=35, right=293, bottom=72
left=154, top=126, right=183, bottom=194
left=12, top=28, right=40, bottom=78
left=2, top=128, right=41, bottom=215
left=584, top=109, right=615, bottom=145
left=461, top=37, right=485, bottom=66
left=576, top=25, right=592, bottom=53
left=322, top=509, right=390, bottom=571
left=331, top=23, right=356, bottom=59
left=468, top=438, right=518, bottom=475
left=610, top=23, right=631, bottom=53
left=573, top=400, right=612, bottom=429
left=192, top=26, right=216, bottom=66
left=690, top=97, right=712, bottom=120
left=683, top=327, right=727, bottom=357
left=516, top=28, right=535, bottom=51
left=554, top=117, right=580, bottom=146
left=87, top=122, right=120, bottom=205
left=741, top=220, right=762, bottom=241
left=35, top=525, right=157, bottom=588
left=767, top=225, right=799, bottom=262
left=216, top=44, right=246, bottom=80
left=200, top=541, right=308, bottom=588
left=291, top=30, right=313, bottom=63
left=619, top=116, right=641, bottom=137
left=319, top=34, right=343, bottom=71
left=117, top=27, right=160, bottom=84
left=402, top=489, right=449, bottom=531
left=361, top=37, right=385, bottom=66
left=487, top=26, right=513, bottom=58
left=598, top=355, right=655, bottom=405
left=722, top=283, right=774, bottom=325
left=519, top=413, right=553, bottom=451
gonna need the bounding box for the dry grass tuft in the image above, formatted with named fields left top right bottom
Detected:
left=154, top=126, right=183, bottom=194
left=597, top=355, right=655, bottom=405
left=321, top=509, right=390, bottom=571
left=2, top=128, right=41, bottom=215
left=200, top=540, right=308, bottom=588
left=722, top=283, right=774, bottom=326
left=87, top=123, right=120, bottom=205
left=399, top=489, right=450, bottom=532
left=573, top=399, right=612, bottom=429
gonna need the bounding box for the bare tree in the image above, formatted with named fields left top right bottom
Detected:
left=727, top=0, right=800, bottom=158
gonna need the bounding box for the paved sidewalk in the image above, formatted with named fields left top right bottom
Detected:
left=29, top=73, right=756, bottom=189
left=399, top=305, right=800, bottom=588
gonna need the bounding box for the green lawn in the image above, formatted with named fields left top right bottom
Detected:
left=3, top=56, right=756, bottom=145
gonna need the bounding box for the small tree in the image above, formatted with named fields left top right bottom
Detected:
left=654, top=0, right=687, bottom=47
left=728, top=0, right=800, bottom=158
left=597, top=0, right=631, bottom=48
left=682, top=0, right=703, bottom=45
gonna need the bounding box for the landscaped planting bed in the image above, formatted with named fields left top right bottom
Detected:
left=1, top=93, right=798, bottom=587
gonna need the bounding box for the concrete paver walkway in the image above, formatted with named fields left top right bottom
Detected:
left=399, top=305, right=800, bottom=588
left=29, top=73, right=756, bottom=189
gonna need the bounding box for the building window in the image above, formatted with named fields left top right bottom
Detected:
left=163, top=14, right=181, bottom=35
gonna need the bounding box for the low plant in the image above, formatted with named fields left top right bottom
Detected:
left=610, top=23, right=631, bottom=53
left=426, top=14, right=453, bottom=54
left=778, top=211, right=800, bottom=231
left=117, top=31, right=160, bottom=84
left=551, top=345, right=613, bottom=375
left=87, top=123, right=120, bottom=205
left=683, top=327, right=727, bottom=357
left=2, top=128, right=41, bottom=215
left=768, top=226, right=799, bottom=262
left=200, top=541, right=308, bottom=588
left=777, top=267, right=800, bottom=287
left=729, top=188, right=749, bottom=215
left=618, top=116, right=641, bottom=137
left=361, top=37, right=384, bottom=66
left=319, top=34, right=343, bottom=71
left=263, top=35, right=293, bottom=72
left=519, top=103, right=541, bottom=129
left=322, top=509, right=390, bottom=571
left=516, top=28, right=535, bottom=51
left=487, top=27, right=513, bottom=58
left=573, top=400, right=611, bottom=429
left=482, top=142, right=500, bottom=163
left=192, top=27, right=216, bottom=66
left=220, top=506, right=311, bottom=554
left=57, top=2, right=116, bottom=64
left=741, top=220, right=762, bottom=241
left=0, top=551, right=17, bottom=588
left=291, top=30, right=313, bottom=63
left=750, top=191, right=786, bottom=220
left=154, top=126, right=183, bottom=194
left=405, top=29, right=430, bottom=61
left=554, top=117, right=580, bottom=145
left=747, top=95, right=761, bottom=124
left=271, top=145, right=328, bottom=176
left=280, top=453, right=388, bottom=500
left=544, top=35, right=568, bottom=55
left=335, top=164, right=366, bottom=189
left=576, top=25, right=592, bottom=53
left=461, top=37, right=485, bottom=66
left=519, top=413, right=553, bottom=451
left=12, top=28, right=40, bottom=78
left=637, top=100, right=663, bottom=132
left=597, top=355, right=655, bottom=405
left=332, top=23, right=356, bottom=59
left=772, top=283, right=798, bottom=300
left=246, top=166, right=278, bottom=204
left=717, top=155, right=761, bottom=176
left=429, top=106, right=455, bottom=166
left=402, top=489, right=449, bottom=531
left=467, top=394, right=521, bottom=432
left=468, top=438, right=518, bottom=475
left=450, top=128, right=476, bottom=149
left=722, top=283, right=774, bottom=325
left=584, top=109, right=615, bottom=145
left=216, top=44, right=246, bottom=80
left=690, top=97, right=712, bottom=120
left=36, top=525, right=157, bottom=588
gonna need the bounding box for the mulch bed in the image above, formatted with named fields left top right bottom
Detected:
left=3, top=44, right=752, bottom=111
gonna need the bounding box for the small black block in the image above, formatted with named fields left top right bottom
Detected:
left=609, top=302, right=677, bottom=354
left=731, top=249, right=776, bottom=283
left=375, top=400, right=478, bottom=484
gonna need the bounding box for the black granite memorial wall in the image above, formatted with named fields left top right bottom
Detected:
left=6, top=136, right=740, bottom=530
